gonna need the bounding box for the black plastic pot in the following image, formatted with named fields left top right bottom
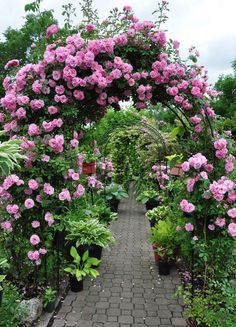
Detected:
left=69, top=275, right=83, bottom=292
left=149, top=219, right=156, bottom=228
left=145, top=199, right=159, bottom=211
left=109, top=198, right=120, bottom=212
left=44, top=299, right=56, bottom=313
left=77, top=244, right=102, bottom=260
left=158, top=261, right=170, bottom=276
left=54, top=230, right=65, bottom=247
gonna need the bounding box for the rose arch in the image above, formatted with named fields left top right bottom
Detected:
left=0, top=3, right=235, bottom=292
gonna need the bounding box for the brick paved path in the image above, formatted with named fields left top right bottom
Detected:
left=52, top=188, right=187, bottom=327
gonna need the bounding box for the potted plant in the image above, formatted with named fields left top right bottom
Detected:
left=65, top=218, right=115, bottom=260
left=65, top=247, right=100, bottom=292
left=136, top=189, right=160, bottom=210
left=100, top=183, right=128, bottom=212
left=43, top=288, right=56, bottom=313
left=150, top=219, right=178, bottom=274
left=146, top=205, right=170, bottom=228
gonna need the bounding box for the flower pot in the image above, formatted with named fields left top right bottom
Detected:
left=77, top=244, right=102, bottom=261
left=44, top=299, right=56, bottom=313
left=149, top=218, right=156, bottom=228
left=145, top=199, right=159, bottom=211
left=109, top=198, right=120, bottom=212
left=54, top=230, right=65, bottom=247
left=91, top=245, right=103, bottom=260
left=152, top=244, right=161, bottom=265
left=83, top=162, right=96, bottom=174
left=158, top=260, right=170, bottom=276
left=69, top=275, right=83, bottom=292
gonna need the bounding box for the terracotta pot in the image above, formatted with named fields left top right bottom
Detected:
left=152, top=244, right=161, bottom=265
left=82, top=161, right=96, bottom=174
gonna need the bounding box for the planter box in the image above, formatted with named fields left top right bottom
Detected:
left=76, top=244, right=102, bottom=260
left=82, top=162, right=96, bottom=174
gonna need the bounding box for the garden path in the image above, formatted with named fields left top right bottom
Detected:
left=52, top=187, right=187, bottom=327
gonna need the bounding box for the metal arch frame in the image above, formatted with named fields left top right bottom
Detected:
left=98, top=114, right=169, bottom=163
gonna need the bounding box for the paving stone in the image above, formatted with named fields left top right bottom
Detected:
left=52, top=319, right=66, bottom=327
left=118, top=315, right=134, bottom=324
left=171, top=318, right=188, bottom=326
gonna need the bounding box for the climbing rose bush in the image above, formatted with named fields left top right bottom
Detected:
left=0, top=2, right=235, bottom=279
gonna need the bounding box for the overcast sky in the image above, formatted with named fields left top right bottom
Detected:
left=0, top=0, right=235, bottom=84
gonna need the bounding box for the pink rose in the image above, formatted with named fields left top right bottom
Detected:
left=46, top=24, right=59, bottom=38
left=208, top=224, right=215, bottom=231
left=215, top=217, right=226, bottom=227
left=24, top=198, right=35, bottom=209
left=228, top=223, right=236, bottom=237
left=28, top=250, right=40, bottom=261
left=30, top=234, right=40, bottom=245
left=32, top=220, right=40, bottom=228
left=28, top=124, right=40, bottom=136
left=28, top=179, right=39, bottom=190
left=180, top=199, right=195, bottom=213
left=227, top=208, right=236, bottom=219
left=43, top=183, right=54, bottom=195
left=185, top=223, right=194, bottom=232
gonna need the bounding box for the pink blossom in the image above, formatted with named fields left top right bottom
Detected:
left=192, top=236, right=198, bottom=241
left=48, top=106, right=58, bottom=115
left=5, top=59, right=20, bottom=70
left=46, top=24, right=59, bottom=38
left=228, top=223, right=236, bottom=237
left=86, top=24, right=95, bottom=32
left=39, top=248, right=47, bottom=255
left=30, top=234, right=40, bottom=245
left=185, top=223, right=194, bottom=232
left=1, top=221, right=12, bottom=232
left=6, top=204, right=19, bottom=215
left=28, top=124, right=40, bottom=136
left=200, top=171, right=208, bottom=180
left=215, top=217, right=226, bottom=227
left=24, top=198, right=35, bottom=209
left=180, top=199, right=195, bottom=213
left=44, top=212, right=54, bottom=226
left=43, top=183, right=54, bottom=195
left=214, top=138, right=227, bottom=150
left=70, top=139, right=79, bottom=148
left=173, top=40, right=180, bottom=49
left=28, top=179, right=39, bottom=190
left=28, top=250, right=40, bottom=261
left=227, top=208, right=236, bottom=219
left=32, top=220, right=40, bottom=228
left=72, top=173, right=80, bottom=181
left=208, top=224, right=215, bottom=231
left=181, top=161, right=190, bottom=172
left=59, top=188, right=71, bottom=201
left=41, top=155, right=50, bottom=162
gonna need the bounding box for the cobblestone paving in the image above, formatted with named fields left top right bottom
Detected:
left=52, top=189, right=187, bottom=327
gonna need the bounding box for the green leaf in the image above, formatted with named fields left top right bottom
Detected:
left=82, top=250, right=89, bottom=262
